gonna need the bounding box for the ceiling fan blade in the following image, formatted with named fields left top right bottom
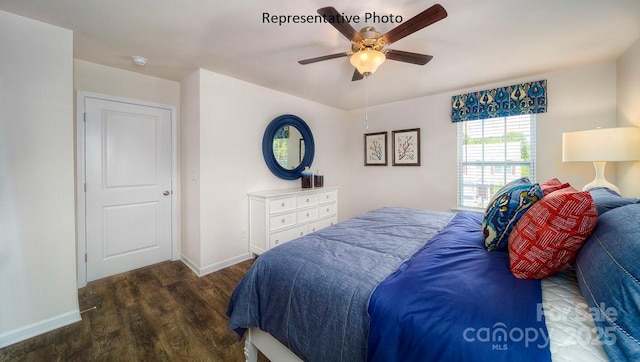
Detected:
left=385, top=50, right=433, bottom=65
left=317, top=7, right=363, bottom=42
left=381, top=4, right=447, bottom=45
left=298, top=52, right=349, bottom=65
left=351, top=69, right=364, bottom=81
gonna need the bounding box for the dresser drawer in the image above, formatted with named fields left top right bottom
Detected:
left=297, top=207, right=318, bottom=223
left=318, top=203, right=337, bottom=217
left=309, top=216, right=337, bottom=233
left=318, top=189, right=337, bottom=203
left=270, top=225, right=308, bottom=248
left=269, top=196, right=296, bottom=214
left=249, top=187, right=339, bottom=255
left=296, top=193, right=318, bottom=208
left=269, top=211, right=296, bottom=231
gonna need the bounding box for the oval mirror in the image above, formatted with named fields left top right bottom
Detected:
left=262, top=114, right=314, bottom=180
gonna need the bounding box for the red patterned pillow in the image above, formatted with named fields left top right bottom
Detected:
left=539, top=178, right=571, bottom=196
left=508, top=186, right=598, bottom=279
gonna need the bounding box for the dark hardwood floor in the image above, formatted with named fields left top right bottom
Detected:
left=0, top=259, right=268, bottom=362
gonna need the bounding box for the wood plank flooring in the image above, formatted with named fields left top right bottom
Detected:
left=0, top=259, right=268, bottom=362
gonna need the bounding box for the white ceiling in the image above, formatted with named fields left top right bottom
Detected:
left=1, top=0, right=639, bottom=110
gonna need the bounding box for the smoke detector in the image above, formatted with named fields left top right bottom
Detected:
left=131, top=56, right=148, bottom=66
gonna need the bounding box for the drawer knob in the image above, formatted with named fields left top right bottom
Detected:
left=299, top=232, right=304, bottom=236
left=306, top=198, right=310, bottom=202
left=275, top=240, right=279, bottom=245
left=326, top=195, right=329, bottom=199
left=306, top=213, right=310, bottom=217
left=312, top=228, right=316, bottom=232
left=281, top=219, right=286, bottom=223
left=281, top=202, right=286, bottom=207
left=326, top=208, right=330, bottom=212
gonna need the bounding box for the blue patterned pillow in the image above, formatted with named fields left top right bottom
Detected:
left=482, top=178, right=543, bottom=251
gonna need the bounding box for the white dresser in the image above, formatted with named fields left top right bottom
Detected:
left=248, top=186, right=339, bottom=255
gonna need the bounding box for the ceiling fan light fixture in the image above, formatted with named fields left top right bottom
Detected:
left=350, top=49, right=386, bottom=76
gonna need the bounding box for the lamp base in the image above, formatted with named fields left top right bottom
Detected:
left=582, top=161, right=620, bottom=194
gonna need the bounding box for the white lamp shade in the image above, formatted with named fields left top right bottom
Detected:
left=562, top=127, right=640, bottom=162
left=350, top=49, right=386, bottom=75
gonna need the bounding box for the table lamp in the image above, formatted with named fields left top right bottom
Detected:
left=562, top=127, right=640, bottom=194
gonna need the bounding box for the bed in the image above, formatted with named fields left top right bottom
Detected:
left=227, top=183, right=640, bottom=361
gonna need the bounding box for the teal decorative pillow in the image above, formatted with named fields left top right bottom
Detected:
left=482, top=177, right=543, bottom=251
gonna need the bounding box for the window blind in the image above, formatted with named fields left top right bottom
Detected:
left=457, top=114, right=536, bottom=209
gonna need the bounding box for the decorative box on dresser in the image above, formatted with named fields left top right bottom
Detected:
left=248, top=186, right=339, bottom=255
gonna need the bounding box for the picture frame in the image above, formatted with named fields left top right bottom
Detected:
left=392, top=128, right=420, bottom=166
left=364, top=132, right=387, bottom=166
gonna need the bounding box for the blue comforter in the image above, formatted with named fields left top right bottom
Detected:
left=367, top=211, right=551, bottom=361
left=227, top=207, right=455, bottom=361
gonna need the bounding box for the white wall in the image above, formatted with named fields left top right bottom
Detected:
left=343, top=61, right=618, bottom=217
left=180, top=68, right=349, bottom=273
left=616, top=39, right=640, bottom=197
left=536, top=61, right=618, bottom=184
left=0, top=11, right=78, bottom=347
left=180, top=70, right=202, bottom=266
left=74, top=59, right=181, bottom=107
left=343, top=92, right=457, bottom=217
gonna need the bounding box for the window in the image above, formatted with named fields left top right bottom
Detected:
left=273, top=126, right=289, bottom=167
left=457, top=114, right=536, bottom=209
left=273, top=138, right=288, bottom=166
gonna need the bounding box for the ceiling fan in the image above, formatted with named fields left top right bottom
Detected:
left=298, top=4, right=447, bottom=81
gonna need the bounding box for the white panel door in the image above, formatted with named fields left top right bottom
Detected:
left=85, top=98, right=172, bottom=282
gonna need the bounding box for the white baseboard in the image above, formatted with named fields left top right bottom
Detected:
left=181, top=253, right=252, bottom=277
left=0, top=310, right=81, bottom=349
left=180, top=254, right=202, bottom=275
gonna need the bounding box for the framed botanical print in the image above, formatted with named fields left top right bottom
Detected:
left=392, top=128, right=420, bottom=166
left=364, top=132, right=387, bottom=166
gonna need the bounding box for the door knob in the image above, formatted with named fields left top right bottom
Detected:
left=163, top=190, right=170, bottom=196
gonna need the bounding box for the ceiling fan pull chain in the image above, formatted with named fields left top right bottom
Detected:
left=364, top=75, right=369, bottom=131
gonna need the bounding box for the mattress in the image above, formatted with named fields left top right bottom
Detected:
left=542, top=269, right=608, bottom=361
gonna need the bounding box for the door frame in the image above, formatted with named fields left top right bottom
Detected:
left=76, top=91, right=179, bottom=288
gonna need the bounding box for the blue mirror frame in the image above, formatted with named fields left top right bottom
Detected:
left=262, top=114, right=315, bottom=180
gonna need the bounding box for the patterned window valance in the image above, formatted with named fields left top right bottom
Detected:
left=451, top=80, right=547, bottom=123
